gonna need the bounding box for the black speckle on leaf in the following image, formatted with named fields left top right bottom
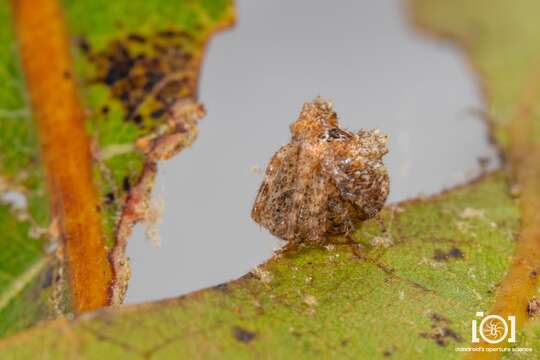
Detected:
left=233, top=326, right=256, bottom=343
left=122, top=176, right=131, bottom=192
left=127, top=33, right=146, bottom=43
left=105, top=192, right=115, bottom=205
left=419, top=312, right=463, bottom=347
left=86, top=29, right=198, bottom=127
left=150, top=108, right=166, bottom=119
left=448, top=247, right=463, bottom=258
left=433, top=246, right=464, bottom=261
left=76, top=36, right=91, bottom=54
left=383, top=347, right=396, bottom=357
left=133, top=114, right=143, bottom=125
left=430, top=313, right=447, bottom=322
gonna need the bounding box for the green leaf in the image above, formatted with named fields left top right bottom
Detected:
left=0, top=0, right=233, bottom=336
left=0, top=173, right=520, bottom=358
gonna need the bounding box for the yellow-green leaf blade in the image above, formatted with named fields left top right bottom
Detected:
left=0, top=173, right=520, bottom=359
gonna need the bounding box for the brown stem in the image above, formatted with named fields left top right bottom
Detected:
left=471, top=60, right=540, bottom=357
left=11, top=0, right=112, bottom=311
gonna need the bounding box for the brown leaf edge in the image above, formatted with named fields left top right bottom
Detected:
left=107, top=20, right=236, bottom=306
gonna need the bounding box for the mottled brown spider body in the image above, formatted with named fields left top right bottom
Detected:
left=251, top=97, right=389, bottom=244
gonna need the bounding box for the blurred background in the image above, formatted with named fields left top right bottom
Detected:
left=125, top=0, right=498, bottom=304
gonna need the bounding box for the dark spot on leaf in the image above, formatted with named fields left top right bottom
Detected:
left=420, top=312, right=463, bottom=347
left=127, top=33, right=146, bottom=43
left=76, top=36, right=91, bottom=54
left=105, top=192, right=115, bottom=205
left=158, top=30, right=177, bottom=38
left=383, top=346, right=397, bottom=357
left=233, top=326, right=256, bottom=343
left=433, top=246, right=464, bottom=261
left=444, top=328, right=462, bottom=342
left=158, top=29, right=192, bottom=40
left=104, top=48, right=134, bottom=86
left=133, top=114, right=143, bottom=125
left=86, top=29, right=198, bottom=127
left=123, top=176, right=131, bottom=192
left=433, top=250, right=446, bottom=261
left=63, top=70, right=72, bottom=79
left=530, top=270, right=538, bottom=278
left=155, top=79, right=188, bottom=106
left=101, top=106, right=110, bottom=115
left=144, top=71, right=164, bottom=92
left=150, top=108, right=166, bottom=119
left=448, top=247, right=463, bottom=258
left=119, top=90, right=130, bottom=102
left=430, top=313, right=448, bottom=322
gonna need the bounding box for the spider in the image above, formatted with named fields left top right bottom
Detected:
left=251, top=97, right=389, bottom=245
